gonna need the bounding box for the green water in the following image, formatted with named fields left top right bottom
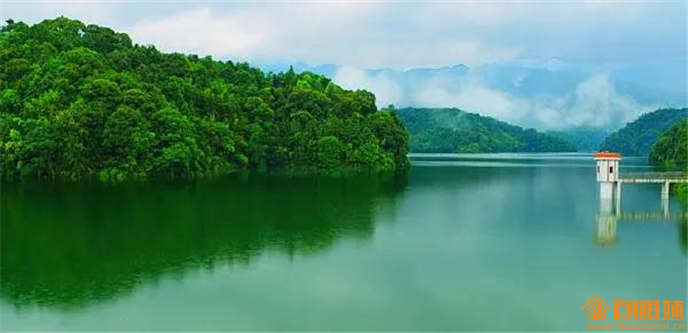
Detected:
left=1, top=153, right=686, bottom=331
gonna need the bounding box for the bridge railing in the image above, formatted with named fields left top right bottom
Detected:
left=619, top=172, right=688, bottom=180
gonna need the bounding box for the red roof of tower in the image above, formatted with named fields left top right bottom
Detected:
left=594, top=152, right=622, bottom=159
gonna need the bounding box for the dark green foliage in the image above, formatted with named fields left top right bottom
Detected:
left=675, top=183, right=688, bottom=205
left=0, top=18, right=408, bottom=180
left=599, top=108, right=687, bottom=156
left=649, top=119, right=687, bottom=170
left=396, top=107, right=576, bottom=153
left=648, top=119, right=687, bottom=204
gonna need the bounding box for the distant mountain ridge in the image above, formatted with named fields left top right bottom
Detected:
left=599, top=108, right=687, bottom=156
left=395, top=107, right=576, bottom=153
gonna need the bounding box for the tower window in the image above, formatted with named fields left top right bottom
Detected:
left=609, top=166, right=614, bottom=174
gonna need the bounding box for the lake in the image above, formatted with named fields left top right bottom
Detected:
left=1, top=153, right=686, bottom=331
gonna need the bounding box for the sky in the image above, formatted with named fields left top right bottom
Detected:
left=2, top=0, right=687, bottom=129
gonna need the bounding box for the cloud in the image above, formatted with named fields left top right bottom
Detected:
left=3, top=1, right=685, bottom=67
left=127, top=3, right=391, bottom=65
left=414, top=80, right=529, bottom=123
left=567, top=73, right=651, bottom=128
left=334, top=67, right=403, bottom=108
left=130, top=8, right=265, bottom=58
left=94, top=2, right=525, bottom=68
left=333, top=66, right=656, bottom=130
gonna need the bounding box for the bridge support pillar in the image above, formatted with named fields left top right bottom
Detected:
left=661, top=181, right=670, bottom=201
left=615, top=182, right=622, bottom=215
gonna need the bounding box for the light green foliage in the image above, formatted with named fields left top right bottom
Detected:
left=0, top=18, right=408, bottom=180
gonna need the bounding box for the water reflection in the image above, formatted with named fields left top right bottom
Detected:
left=0, top=173, right=407, bottom=310
left=594, top=197, right=687, bottom=253
left=595, top=199, right=618, bottom=246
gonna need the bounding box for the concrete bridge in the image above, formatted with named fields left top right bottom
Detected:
left=618, top=172, right=688, bottom=183
left=618, top=171, right=688, bottom=210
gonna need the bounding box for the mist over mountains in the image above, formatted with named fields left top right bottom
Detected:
left=260, top=59, right=687, bottom=132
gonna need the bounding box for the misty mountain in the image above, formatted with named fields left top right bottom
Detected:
left=260, top=60, right=687, bottom=131
left=547, top=127, right=611, bottom=152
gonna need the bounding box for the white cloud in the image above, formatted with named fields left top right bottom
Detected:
left=567, top=73, right=652, bottom=128
left=4, top=1, right=685, bottom=67
left=414, top=81, right=528, bottom=123
left=333, top=67, right=656, bottom=130
left=130, top=8, right=265, bottom=57
left=334, top=67, right=403, bottom=108
left=122, top=3, right=522, bottom=68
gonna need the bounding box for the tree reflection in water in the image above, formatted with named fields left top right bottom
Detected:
left=0, top=173, right=407, bottom=310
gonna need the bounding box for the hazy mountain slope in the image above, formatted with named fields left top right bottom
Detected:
left=396, top=107, right=576, bottom=153
left=547, top=127, right=610, bottom=152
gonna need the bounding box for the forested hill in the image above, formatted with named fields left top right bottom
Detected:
left=599, top=108, right=687, bottom=156
left=396, top=107, right=576, bottom=153
left=0, top=18, right=408, bottom=181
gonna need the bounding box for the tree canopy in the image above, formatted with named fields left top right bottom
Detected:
left=396, top=107, right=576, bottom=153
left=0, top=17, right=408, bottom=181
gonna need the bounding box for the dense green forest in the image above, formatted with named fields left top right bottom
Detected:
left=396, top=107, right=576, bottom=153
left=599, top=108, right=686, bottom=156
left=0, top=18, right=408, bottom=181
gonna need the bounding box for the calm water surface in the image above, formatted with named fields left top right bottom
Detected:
left=1, top=153, right=686, bottom=331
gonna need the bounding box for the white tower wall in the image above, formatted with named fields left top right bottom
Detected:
left=599, top=182, right=615, bottom=200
